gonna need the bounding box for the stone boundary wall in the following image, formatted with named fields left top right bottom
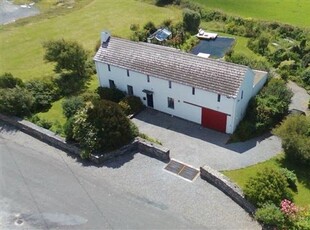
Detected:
left=200, top=165, right=256, bottom=215
left=0, top=113, right=169, bottom=163
left=0, top=113, right=80, bottom=156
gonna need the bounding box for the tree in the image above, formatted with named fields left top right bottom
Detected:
left=301, top=68, right=310, bottom=86
left=72, top=99, right=137, bottom=158
left=257, top=34, right=269, bottom=55
left=43, top=39, right=89, bottom=78
left=62, top=96, right=84, bottom=118
left=0, top=87, right=34, bottom=117
left=25, top=79, right=58, bottom=112
left=273, top=115, right=310, bottom=166
left=183, top=9, right=201, bottom=33
left=244, top=167, right=293, bottom=207
left=0, top=73, right=24, bottom=88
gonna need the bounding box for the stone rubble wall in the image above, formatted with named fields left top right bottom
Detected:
left=200, top=165, right=256, bottom=214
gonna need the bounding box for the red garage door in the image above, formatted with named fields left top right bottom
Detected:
left=201, top=107, right=227, bottom=133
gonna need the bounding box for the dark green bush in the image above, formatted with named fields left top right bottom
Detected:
left=301, top=68, right=310, bottom=86
left=25, top=79, right=58, bottom=113
left=29, top=115, right=53, bottom=129
left=72, top=99, right=137, bottom=157
left=64, top=117, right=75, bottom=142
left=273, top=115, right=310, bottom=166
left=155, top=0, right=175, bottom=6
left=119, top=96, right=144, bottom=115
left=244, top=167, right=293, bottom=207
left=0, top=87, right=34, bottom=117
left=62, top=96, right=84, bottom=118
left=97, top=87, right=125, bottom=103
left=182, top=8, right=201, bottom=33
left=255, top=203, right=285, bottom=228
left=0, top=73, right=24, bottom=88
left=280, top=168, right=298, bottom=191
left=54, top=73, right=89, bottom=96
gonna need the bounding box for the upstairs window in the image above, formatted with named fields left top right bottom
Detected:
left=168, top=97, right=174, bottom=109
left=217, top=94, right=221, bottom=102
left=127, top=69, right=130, bottom=77
left=192, top=87, right=195, bottom=95
left=241, top=90, right=244, bottom=99
left=108, top=64, right=111, bottom=72
left=147, top=75, right=150, bottom=83
left=169, top=81, right=172, bottom=89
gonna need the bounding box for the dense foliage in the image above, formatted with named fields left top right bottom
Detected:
left=0, top=73, right=24, bottom=88
left=0, top=87, right=34, bottom=117
left=273, top=115, right=310, bottom=167
left=43, top=39, right=92, bottom=96
left=244, top=167, right=293, bottom=207
left=25, top=79, right=59, bottom=113
left=97, top=87, right=125, bottom=103
left=230, top=78, right=293, bottom=142
left=119, top=96, right=144, bottom=115
left=182, top=8, right=201, bottom=33
left=71, top=99, right=137, bottom=158
left=62, top=96, right=85, bottom=119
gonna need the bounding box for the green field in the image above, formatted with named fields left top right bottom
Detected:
left=223, top=154, right=310, bottom=207
left=0, top=0, right=181, bottom=80
left=193, top=0, right=310, bottom=27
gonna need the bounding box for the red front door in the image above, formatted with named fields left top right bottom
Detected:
left=201, top=107, right=227, bottom=133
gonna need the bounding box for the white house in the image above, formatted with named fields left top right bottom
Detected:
left=94, top=32, right=267, bottom=134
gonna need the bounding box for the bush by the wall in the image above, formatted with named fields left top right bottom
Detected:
left=255, top=203, right=285, bottom=228
left=119, top=96, right=144, bottom=115
left=0, top=87, right=34, bottom=117
left=244, top=167, right=293, bottom=207
left=62, top=96, right=85, bottom=118
left=25, top=79, right=59, bottom=113
left=97, top=87, right=125, bottom=103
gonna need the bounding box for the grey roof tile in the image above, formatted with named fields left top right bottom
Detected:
left=94, top=37, right=249, bottom=98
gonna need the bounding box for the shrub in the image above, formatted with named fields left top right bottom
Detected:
left=97, top=87, right=125, bottom=103
left=301, top=68, right=310, bottom=86
left=119, top=96, right=144, bottom=115
left=54, top=73, right=89, bottom=96
left=0, top=87, right=34, bottom=117
left=29, top=115, right=53, bottom=129
left=244, top=167, right=293, bottom=207
left=255, top=203, right=285, bottom=228
left=182, top=8, right=201, bottom=33
left=280, top=168, right=298, bottom=191
left=273, top=115, right=310, bottom=166
left=0, top=73, right=24, bottom=88
left=72, top=100, right=137, bottom=158
left=62, top=96, right=84, bottom=118
left=25, top=79, right=58, bottom=113
left=155, top=0, right=174, bottom=6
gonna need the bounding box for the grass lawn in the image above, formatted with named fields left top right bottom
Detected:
left=0, top=0, right=182, bottom=80
left=222, top=154, right=310, bottom=207
left=193, top=0, right=310, bottom=27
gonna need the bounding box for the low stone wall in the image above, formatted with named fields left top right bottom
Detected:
left=0, top=113, right=169, bottom=164
left=0, top=113, right=80, bottom=156
left=200, top=165, right=256, bottom=214
left=136, top=137, right=170, bottom=162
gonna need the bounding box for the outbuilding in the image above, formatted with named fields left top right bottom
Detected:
left=94, top=32, right=267, bottom=134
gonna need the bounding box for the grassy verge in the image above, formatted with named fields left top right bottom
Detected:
left=222, top=154, right=310, bottom=207
left=193, top=0, right=310, bottom=27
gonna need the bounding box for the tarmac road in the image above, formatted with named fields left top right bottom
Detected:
left=0, top=123, right=260, bottom=229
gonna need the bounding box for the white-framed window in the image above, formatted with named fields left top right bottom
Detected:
left=147, top=75, right=150, bottom=82
left=169, top=81, right=172, bottom=88
left=217, top=94, right=221, bottom=102
left=241, top=90, right=244, bottom=99
left=108, top=64, right=111, bottom=72
left=168, top=97, right=174, bottom=109
left=192, top=87, right=195, bottom=95
left=127, top=69, right=130, bottom=77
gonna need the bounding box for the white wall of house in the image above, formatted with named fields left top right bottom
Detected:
left=95, top=62, right=239, bottom=133
left=231, top=68, right=255, bottom=132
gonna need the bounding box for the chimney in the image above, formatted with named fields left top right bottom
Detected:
left=101, top=31, right=110, bottom=47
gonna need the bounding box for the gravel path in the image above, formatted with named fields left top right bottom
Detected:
left=133, top=109, right=282, bottom=171
left=288, top=81, right=310, bottom=115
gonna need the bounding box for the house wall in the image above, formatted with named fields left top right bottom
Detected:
left=231, top=68, right=255, bottom=132
left=95, top=62, right=240, bottom=133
